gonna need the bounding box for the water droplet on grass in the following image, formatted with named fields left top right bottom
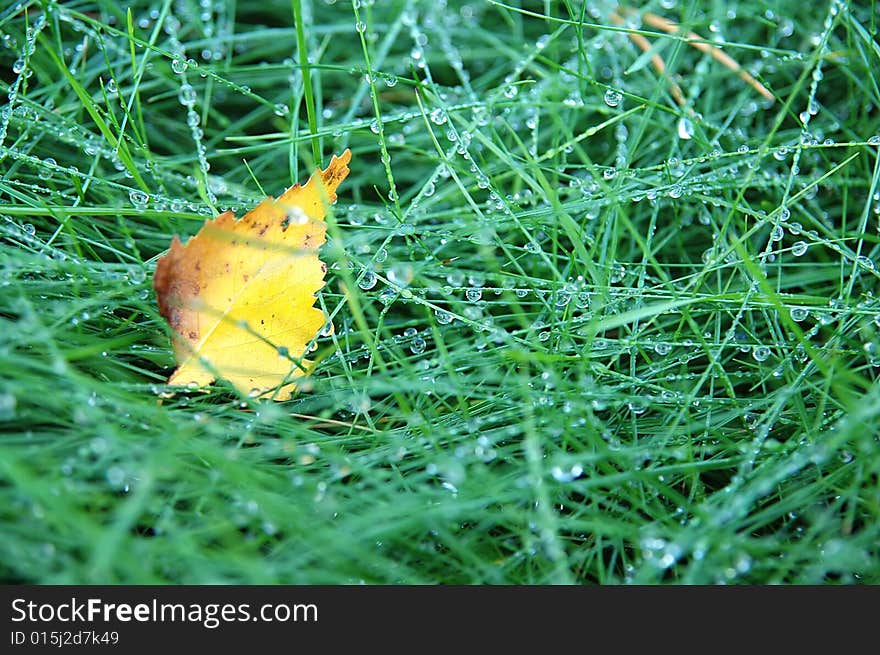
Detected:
left=357, top=270, right=377, bottom=290
left=128, top=266, right=146, bottom=284
left=466, top=287, right=482, bottom=302
left=752, top=345, right=771, bottom=362
left=378, top=288, right=396, bottom=305
left=551, top=464, right=583, bottom=482
left=677, top=116, right=694, bottom=140
left=792, top=241, right=808, bottom=256
left=387, top=263, right=413, bottom=287
left=39, top=157, right=55, bottom=179
left=435, top=309, right=453, bottom=324
left=171, top=58, right=188, bottom=74
left=129, top=190, right=149, bottom=208
left=178, top=83, right=196, bottom=105
left=603, top=89, right=622, bottom=107
left=790, top=307, right=809, bottom=322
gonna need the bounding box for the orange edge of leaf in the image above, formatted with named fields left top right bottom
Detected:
left=153, top=149, right=353, bottom=398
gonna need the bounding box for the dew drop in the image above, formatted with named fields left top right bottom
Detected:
left=284, top=207, right=309, bottom=226
left=654, top=342, right=672, bottom=355
left=603, top=89, right=622, bottom=107
left=387, top=263, right=413, bottom=287
left=358, top=270, right=377, bottom=290
left=752, top=345, right=771, bottom=362
left=171, top=58, right=188, bottom=74
left=128, top=266, right=146, bottom=285
left=435, top=309, right=453, bottom=325
left=429, top=108, right=447, bottom=125
left=410, top=337, right=426, bottom=355
left=677, top=116, right=694, bottom=140
left=129, top=190, right=149, bottom=209
left=178, top=83, right=196, bottom=106
left=39, top=157, right=56, bottom=180
left=550, top=464, right=583, bottom=482
left=466, top=287, right=483, bottom=302
left=792, top=241, right=808, bottom=256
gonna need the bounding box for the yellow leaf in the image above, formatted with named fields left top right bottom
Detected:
left=153, top=149, right=351, bottom=400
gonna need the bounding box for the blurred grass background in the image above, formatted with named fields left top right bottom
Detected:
left=1, top=0, right=878, bottom=583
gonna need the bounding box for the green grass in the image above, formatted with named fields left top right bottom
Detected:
left=1, top=0, right=879, bottom=584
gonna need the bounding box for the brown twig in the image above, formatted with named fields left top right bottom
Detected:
left=610, top=10, right=688, bottom=106
left=612, top=8, right=775, bottom=105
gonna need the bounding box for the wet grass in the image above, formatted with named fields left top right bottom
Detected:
left=1, top=0, right=879, bottom=584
